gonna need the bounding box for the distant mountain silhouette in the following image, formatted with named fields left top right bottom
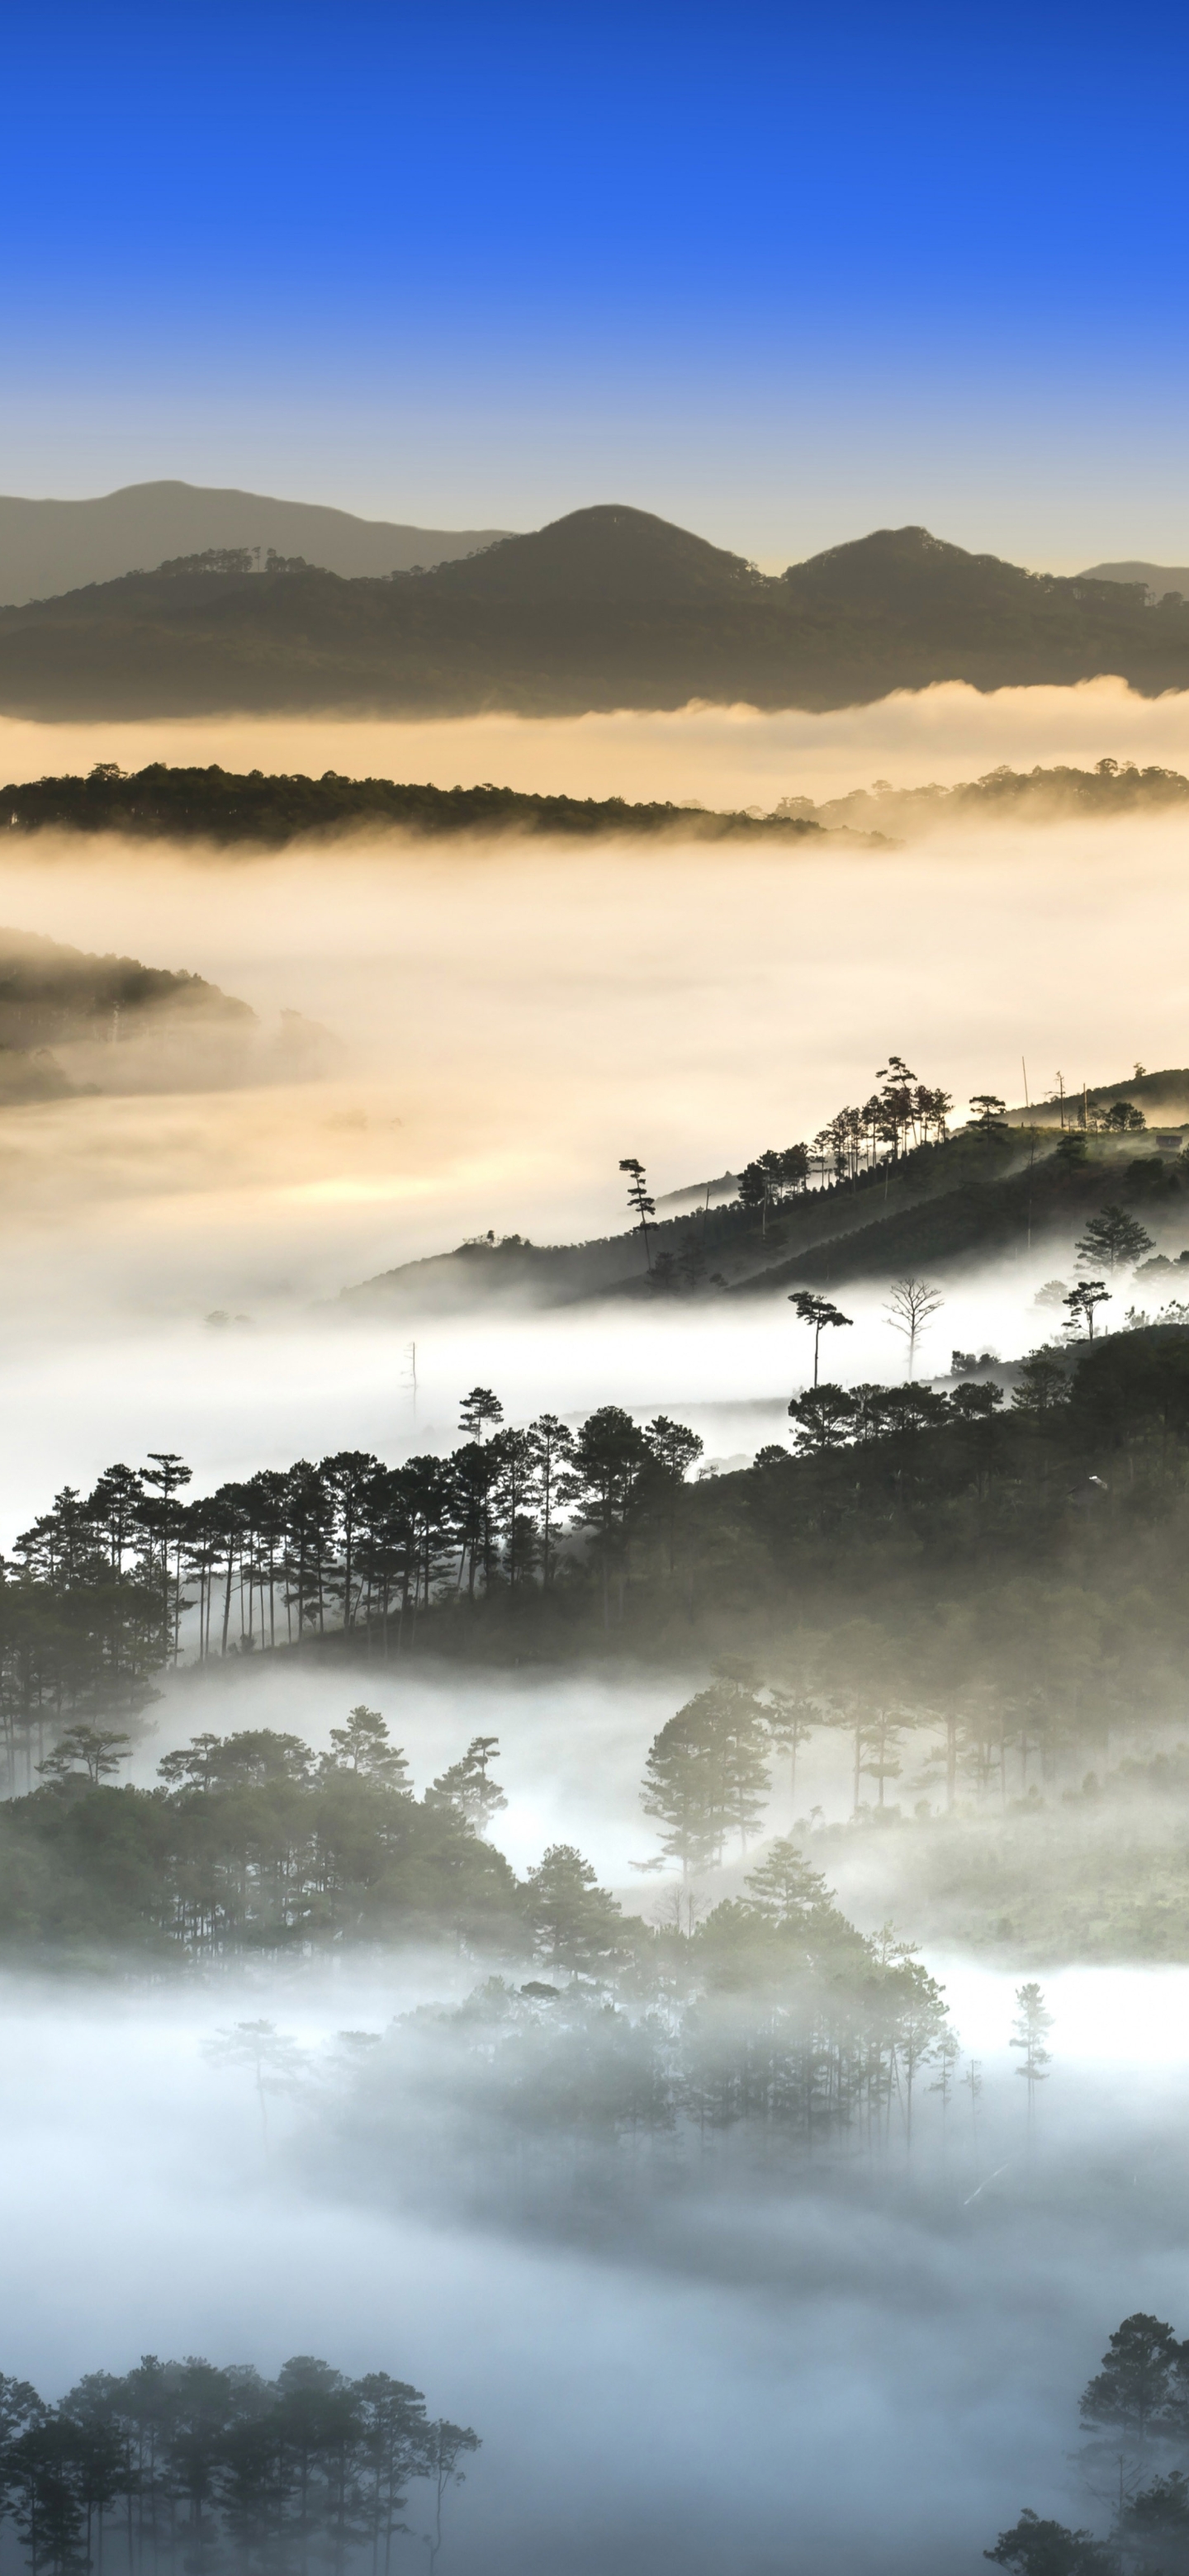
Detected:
left=424, top=504, right=758, bottom=604
left=1082, top=559, right=1189, bottom=601
left=2, top=507, right=1188, bottom=717
left=0, top=479, right=513, bottom=607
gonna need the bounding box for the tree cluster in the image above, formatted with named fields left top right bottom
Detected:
left=0, top=763, right=827, bottom=850
left=0, top=1711, right=521, bottom=1957
left=361, top=1836, right=953, bottom=2186
left=0, top=2350, right=477, bottom=2576
left=988, top=2312, right=1189, bottom=2574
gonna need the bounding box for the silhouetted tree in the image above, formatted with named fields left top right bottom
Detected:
left=1075, top=1206, right=1154, bottom=1273
left=789, top=1290, right=853, bottom=1386
left=619, top=1158, right=655, bottom=1273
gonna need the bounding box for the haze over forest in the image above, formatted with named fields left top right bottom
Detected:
left=10, top=0, right=1189, bottom=2557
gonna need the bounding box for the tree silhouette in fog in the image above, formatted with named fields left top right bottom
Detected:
left=789, top=1290, right=852, bottom=1386
left=0, top=2351, right=476, bottom=2576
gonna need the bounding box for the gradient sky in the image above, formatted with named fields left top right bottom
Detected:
left=4, top=0, right=1187, bottom=568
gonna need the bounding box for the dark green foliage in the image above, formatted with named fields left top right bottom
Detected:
left=0, top=1719, right=521, bottom=1959
left=16, top=1325, right=1189, bottom=1961
left=987, top=2312, right=1189, bottom=2576
left=642, top=1683, right=771, bottom=1870
left=1075, top=1205, right=1155, bottom=1271
left=1120, top=2473, right=1189, bottom=2572
left=0, top=2350, right=475, bottom=2576
left=521, top=1844, right=623, bottom=1971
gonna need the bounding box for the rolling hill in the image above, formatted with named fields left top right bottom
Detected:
left=2, top=509, right=1188, bottom=718
left=0, top=761, right=876, bottom=849
left=0, top=481, right=512, bottom=607
left=0, top=926, right=279, bottom=1101
left=343, top=1079, right=1189, bottom=1319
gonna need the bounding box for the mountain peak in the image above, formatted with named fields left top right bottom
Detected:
left=423, top=504, right=760, bottom=604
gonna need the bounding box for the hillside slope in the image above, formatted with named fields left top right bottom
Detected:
left=343, top=1088, right=1189, bottom=1317
left=2, top=510, right=1189, bottom=717
left=0, top=926, right=258, bottom=1100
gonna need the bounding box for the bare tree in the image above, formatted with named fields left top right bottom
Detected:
left=884, top=1276, right=944, bottom=1378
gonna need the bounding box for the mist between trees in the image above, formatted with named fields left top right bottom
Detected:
left=988, top=2311, right=1189, bottom=2575
left=8, top=1319, right=1189, bottom=1795
left=308, top=1877, right=1060, bottom=2228
left=0, top=1669, right=1055, bottom=2221
left=0, top=2352, right=478, bottom=2576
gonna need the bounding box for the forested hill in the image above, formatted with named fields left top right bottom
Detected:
left=0, top=762, right=850, bottom=848
left=346, top=1071, right=1189, bottom=1313
left=0, top=923, right=251, bottom=1039
left=0, top=925, right=254, bottom=1101
left=2, top=509, right=1188, bottom=717
left=10, top=757, right=1189, bottom=849
left=779, top=755, right=1189, bottom=838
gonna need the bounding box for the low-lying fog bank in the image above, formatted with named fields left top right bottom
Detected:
left=4, top=676, right=1189, bottom=807
left=2, top=1959, right=1187, bottom=2574
left=0, top=797, right=1184, bottom=1506
left=0, top=1247, right=1101, bottom=1541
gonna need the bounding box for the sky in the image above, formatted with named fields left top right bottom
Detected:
left=5, top=0, right=1189, bottom=571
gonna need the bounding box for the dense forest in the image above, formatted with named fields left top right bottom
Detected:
left=2, top=510, right=1188, bottom=717
left=0, top=761, right=841, bottom=849
left=9, top=1326, right=1189, bottom=1730
left=0, top=2349, right=477, bottom=2576
left=8, top=756, right=1188, bottom=855
left=7, top=1319, right=1189, bottom=1959
left=334, top=1830, right=969, bottom=2195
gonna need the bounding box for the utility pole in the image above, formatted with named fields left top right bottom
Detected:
left=402, top=1340, right=418, bottom=1421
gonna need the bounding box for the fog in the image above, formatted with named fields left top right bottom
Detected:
left=5, top=1946, right=1189, bottom=2574
left=4, top=674, right=1189, bottom=806
left=1, top=742, right=1189, bottom=1518
left=6, top=691, right=1189, bottom=2574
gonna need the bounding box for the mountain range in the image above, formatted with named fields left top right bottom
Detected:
left=0, top=481, right=511, bottom=608
left=2, top=507, right=1188, bottom=717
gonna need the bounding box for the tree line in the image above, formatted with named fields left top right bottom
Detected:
left=0, top=2350, right=476, bottom=2576
left=0, top=761, right=828, bottom=850
left=8, top=1322, right=1189, bottom=1805
left=0, top=1401, right=703, bottom=1778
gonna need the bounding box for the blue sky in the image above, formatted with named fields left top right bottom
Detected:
left=4, top=0, right=1187, bottom=566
